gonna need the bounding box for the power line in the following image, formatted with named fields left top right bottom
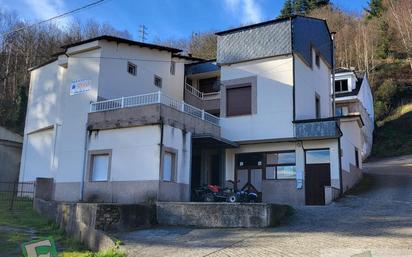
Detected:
left=1, top=0, right=107, bottom=38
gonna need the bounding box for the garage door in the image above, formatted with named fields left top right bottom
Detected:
left=24, top=129, right=54, bottom=181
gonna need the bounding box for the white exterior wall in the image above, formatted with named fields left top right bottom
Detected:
left=357, top=75, right=375, bottom=125
left=88, top=126, right=161, bottom=181
left=162, top=125, right=192, bottom=185
left=20, top=48, right=101, bottom=184
left=220, top=56, right=294, bottom=141
left=98, top=41, right=185, bottom=101
left=340, top=120, right=363, bottom=171
left=295, top=50, right=332, bottom=120
left=225, top=139, right=341, bottom=189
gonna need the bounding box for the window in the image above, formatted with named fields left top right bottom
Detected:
left=154, top=75, right=162, bottom=88
left=127, top=62, right=137, bottom=76
left=226, top=85, right=251, bottom=116
left=315, top=95, right=321, bottom=119
left=265, top=152, right=296, bottom=180
left=355, top=148, right=360, bottom=168
left=315, top=54, right=320, bottom=67
left=163, top=151, right=176, bottom=182
left=90, top=154, right=110, bottom=181
left=335, top=79, right=349, bottom=92
left=170, top=61, right=175, bottom=75
left=336, top=106, right=349, bottom=116
left=237, top=153, right=264, bottom=167
left=306, top=149, right=330, bottom=164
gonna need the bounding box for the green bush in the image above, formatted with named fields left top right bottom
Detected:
left=374, top=100, right=389, bottom=121
left=375, top=79, right=398, bottom=104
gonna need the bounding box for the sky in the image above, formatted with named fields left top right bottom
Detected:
left=0, top=0, right=369, bottom=42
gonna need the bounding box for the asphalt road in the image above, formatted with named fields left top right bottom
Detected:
left=119, top=154, right=412, bottom=257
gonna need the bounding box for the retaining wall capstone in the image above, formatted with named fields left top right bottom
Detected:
left=157, top=202, right=290, bottom=228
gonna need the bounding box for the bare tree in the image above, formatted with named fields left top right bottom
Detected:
left=386, top=0, right=412, bottom=69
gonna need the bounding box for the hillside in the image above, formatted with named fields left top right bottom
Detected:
left=372, top=103, right=412, bottom=158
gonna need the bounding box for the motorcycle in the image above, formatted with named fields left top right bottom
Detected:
left=193, top=180, right=259, bottom=203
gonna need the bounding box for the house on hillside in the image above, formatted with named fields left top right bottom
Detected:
left=333, top=68, right=374, bottom=160
left=0, top=126, right=23, bottom=190
left=19, top=16, right=364, bottom=206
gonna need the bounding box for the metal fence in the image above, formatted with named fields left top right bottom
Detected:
left=0, top=182, right=35, bottom=209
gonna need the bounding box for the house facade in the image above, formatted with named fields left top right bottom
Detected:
left=20, top=16, right=365, bottom=206
left=334, top=68, right=374, bottom=159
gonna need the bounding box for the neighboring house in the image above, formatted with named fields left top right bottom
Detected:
left=19, top=16, right=364, bottom=206
left=333, top=68, right=374, bottom=159
left=0, top=126, right=23, bottom=190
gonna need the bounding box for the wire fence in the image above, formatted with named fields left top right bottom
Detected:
left=0, top=182, right=35, bottom=210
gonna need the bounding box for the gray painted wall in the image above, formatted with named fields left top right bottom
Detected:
left=0, top=127, right=23, bottom=188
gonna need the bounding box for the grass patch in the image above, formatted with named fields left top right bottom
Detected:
left=372, top=103, right=412, bottom=158
left=346, top=174, right=376, bottom=195
left=0, top=201, right=125, bottom=257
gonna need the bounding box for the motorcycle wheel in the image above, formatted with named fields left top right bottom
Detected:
left=227, top=194, right=237, bottom=203
left=204, top=193, right=215, bottom=202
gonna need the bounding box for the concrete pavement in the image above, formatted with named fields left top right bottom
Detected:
left=118, top=155, right=412, bottom=257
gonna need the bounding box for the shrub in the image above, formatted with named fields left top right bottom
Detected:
left=374, top=100, right=389, bottom=121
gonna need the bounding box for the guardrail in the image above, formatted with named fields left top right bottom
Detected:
left=90, top=91, right=220, bottom=126
left=185, top=83, right=220, bottom=100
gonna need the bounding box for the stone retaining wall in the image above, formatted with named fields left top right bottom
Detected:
left=34, top=199, right=156, bottom=251
left=157, top=202, right=290, bottom=228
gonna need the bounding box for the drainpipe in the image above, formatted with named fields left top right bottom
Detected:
left=338, top=137, right=343, bottom=196
left=157, top=120, right=164, bottom=202
left=331, top=32, right=337, bottom=116
left=80, top=127, right=90, bottom=201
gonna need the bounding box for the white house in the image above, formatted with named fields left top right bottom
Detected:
left=20, top=16, right=365, bottom=206
left=333, top=68, right=374, bottom=159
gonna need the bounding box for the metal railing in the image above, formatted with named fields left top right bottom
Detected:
left=185, top=83, right=220, bottom=100
left=90, top=91, right=220, bottom=125
left=0, top=182, right=35, bottom=209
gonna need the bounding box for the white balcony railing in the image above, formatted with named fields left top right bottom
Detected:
left=185, top=83, right=220, bottom=100
left=90, top=91, right=220, bottom=125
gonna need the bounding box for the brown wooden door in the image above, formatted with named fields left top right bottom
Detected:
left=305, top=164, right=331, bottom=205
left=236, top=168, right=262, bottom=192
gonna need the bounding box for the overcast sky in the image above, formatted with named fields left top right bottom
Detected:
left=0, top=0, right=369, bottom=42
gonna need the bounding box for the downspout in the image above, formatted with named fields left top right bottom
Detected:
left=157, top=120, right=164, bottom=202
left=80, top=127, right=90, bottom=201
left=331, top=32, right=337, bottom=116
left=337, top=123, right=343, bottom=196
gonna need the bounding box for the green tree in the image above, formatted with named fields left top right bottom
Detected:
left=279, top=0, right=293, bottom=18
left=365, top=0, right=384, bottom=19
left=294, top=0, right=304, bottom=15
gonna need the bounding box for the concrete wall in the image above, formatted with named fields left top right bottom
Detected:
left=157, top=202, right=290, bottom=228
left=294, top=50, right=332, bottom=120
left=98, top=40, right=185, bottom=101
left=34, top=199, right=155, bottom=251
left=220, top=55, right=294, bottom=141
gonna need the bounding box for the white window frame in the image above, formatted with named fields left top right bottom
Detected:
left=88, top=150, right=112, bottom=182
left=162, top=148, right=177, bottom=182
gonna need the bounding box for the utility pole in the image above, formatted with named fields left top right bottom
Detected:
left=139, top=24, right=148, bottom=42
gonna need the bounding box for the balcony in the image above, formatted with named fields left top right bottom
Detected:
left=184, top=83, right=220, bottom=113
left=294, top=119, right=341, bottom=139
left=88, top=91, right=220, bottom=136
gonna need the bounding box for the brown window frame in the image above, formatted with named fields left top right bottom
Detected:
left=226, top=85, right=252, bottom=117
